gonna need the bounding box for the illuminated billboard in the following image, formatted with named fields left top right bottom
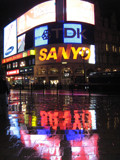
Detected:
left=35, top=25, right=48, bottom=47
left=17, top=0, right=56, bottom=35
left=89, top=45, right=96, bottom=64
left=2, top=50, right=35, bottom=64
left=34, top=23, right=94, bottom=47
left=63, top=23, right=82, bottom=43
left=35, top=44, right=92, bottom=65
left=18, top=34, right=26, bottom=53
left=7, top=69, right=19, bottom=76
left=66, top=0, right=95, bottom=25
left=4, top=20, right=17, bottom=58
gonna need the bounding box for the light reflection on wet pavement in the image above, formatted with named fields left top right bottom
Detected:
left=0, top=89, right=120, bottom=160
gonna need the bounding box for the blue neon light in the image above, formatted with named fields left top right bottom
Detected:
left=63, top=23, right=82, bottom=44
left=65, top=129, right=84, bottom=141
left=37, top=129, right=51, bottom=135
left=35, top=25, right=48, bottom=46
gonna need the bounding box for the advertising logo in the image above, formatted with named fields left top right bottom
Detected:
left=38, top=44, right=91, bottom=62
left=4, top=20, right=17, bottom=58
left=64, top=23, right=82, bottom=43
left=35, top=25, right=48, bottom=46
left=18, top=34, right=26, bottom=53
left=5, top=46, right=14, bottom=56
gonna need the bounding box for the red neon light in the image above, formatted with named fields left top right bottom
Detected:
left=20, top=129, right=99, bottom=159
left=7, top=69, right=19, bottom=76
left=2, top=50, right=34, bottom=64
left=40, top=110, right=92, bottom=130
left=2, top=53, right=23, bottom=64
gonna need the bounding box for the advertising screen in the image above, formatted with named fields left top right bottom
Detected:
left=89, top=45, right=96, bottom=64
left=66, top=0, right=95, bottom=25
left=34, top=23, right=94, bottom=47
left=4, top=20, right=17, bottom=58
left=35, top=44, right=91, bottom=65
left=35, top=25, right=48, bottom=47
left=17, top=0, right=56, bottom=35
left=18, top=34, right=26, bottom=53
left=63, top=23, right=82, bottom=43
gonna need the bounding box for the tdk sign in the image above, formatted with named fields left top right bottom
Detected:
left=63, top=23, right=82, bottom=44
left=34, top=23, right=91, bottom=47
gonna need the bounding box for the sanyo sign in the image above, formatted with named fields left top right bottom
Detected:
left=35, top=23, right=90, bottom=46
left=38, top=44, right=91, bottom=62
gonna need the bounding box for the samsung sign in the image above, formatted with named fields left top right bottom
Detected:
left=34, top=23, right=94, bottom=47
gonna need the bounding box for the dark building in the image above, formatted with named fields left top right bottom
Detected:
left=1, top=0, right=120, bottom=87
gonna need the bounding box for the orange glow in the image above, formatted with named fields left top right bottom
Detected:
left=57, top=44, right=72, bottom=62
left=46, top=47, right=57, bottom=61
left=2, top=53, right=23, bottom=64
left=2, top=50, right=35, bottom=64
left=39, top=45, right=91, bottom=62
left=71, top=47, right=81, bottom=59
left=48, top=111, right=59, bottom=130
left=40, top=110, right=92, bottom=130
left=40, top=111, right=48, bottom=127
left=39, top=48, right=47, bottom=61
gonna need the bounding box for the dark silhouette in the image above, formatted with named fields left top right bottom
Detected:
left=60, top=135, right=72, bottom=160
left=0, top=68, right=10, bottom=131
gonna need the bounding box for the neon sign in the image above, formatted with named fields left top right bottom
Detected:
left=34, top=23, right=94, bottom=46
left=64, top=23, right=82, bottom=43
left=39, top=44, right=91, bottom=62
left=7, top=69, right=19, bottom=76
left=35, top=25, right=48, bottom=46
left=2, top=50, right=35, bottom=64
left=40, top=110, right=93, bottom=130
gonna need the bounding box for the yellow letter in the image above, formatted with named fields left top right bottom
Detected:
left=82, top=48, right=91, bottom=60
left=46, top=47, right=57, bottom=60
left=39, top=48, right=47, bottom=61
left=57, top=44, right=72, bottom=62
left=71, top=47, right=81, bottom=59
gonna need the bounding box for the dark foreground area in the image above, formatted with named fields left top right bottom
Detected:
left=0, top=89, right=120, bottom=160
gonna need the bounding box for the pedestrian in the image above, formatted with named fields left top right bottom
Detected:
left=0, top=68, right=10, bottom=129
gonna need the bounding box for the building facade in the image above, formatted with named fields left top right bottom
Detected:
left=2, top=0, right=120, bottom=87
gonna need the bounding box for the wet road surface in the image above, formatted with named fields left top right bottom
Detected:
left=0, top=89, right=120, bottom=160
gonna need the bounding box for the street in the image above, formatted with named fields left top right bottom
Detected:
left=0, top=89, right=120, bottom=160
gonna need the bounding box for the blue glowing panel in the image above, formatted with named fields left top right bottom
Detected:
left=37, top=129, right=51, bottom=135
left=35, top=25, right=48, bottom=46
left=65, top=130, right=84, bottom=141
left=64, top=23, right=82, bottom=43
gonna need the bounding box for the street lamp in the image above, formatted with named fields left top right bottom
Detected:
left=79, top=48, right=86, bottom=83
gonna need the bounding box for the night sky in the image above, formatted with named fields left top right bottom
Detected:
left=0, top=0, right=119, bottom=29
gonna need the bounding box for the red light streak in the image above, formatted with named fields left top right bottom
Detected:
left=40, top=110, right=92, bottom=130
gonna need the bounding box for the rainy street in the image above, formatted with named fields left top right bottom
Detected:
left=0, top=89, right=120, bottom=160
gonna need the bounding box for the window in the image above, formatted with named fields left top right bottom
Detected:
left=112, top=45, right=117, bottom=52
left=20, top=61, right=26, bottom=67
left=112, top=45, right=115, bottom=52
left=32, top=58, right=35, bottom=65
left=13, top=62, right=18, bottom=68
left=106, top=44, right=109, bottom=51
left=29, top=59, right=31, bottom=65
left=119, top=47, right=120, bottom=53
left=48, top=68, right=58, bottom=75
